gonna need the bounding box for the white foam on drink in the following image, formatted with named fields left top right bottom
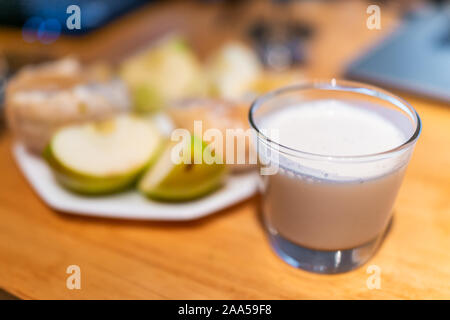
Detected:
left=260, top=99, right=408, bottom=157
left=258, top=99, right=413, bottom=180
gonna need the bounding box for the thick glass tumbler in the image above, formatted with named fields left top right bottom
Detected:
left=249, top=80, right=421, bottom=274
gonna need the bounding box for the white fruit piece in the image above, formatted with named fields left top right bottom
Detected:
left=120, top=36, right=207, bottom=113
left=207, top=42, right=262, bottom=99
left=45, top=115, right=164, bottom=194
left=139, top=136, right=227, bottom=201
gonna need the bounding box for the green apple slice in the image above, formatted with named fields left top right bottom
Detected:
left=44, top=115, right=164, bottom=195
left=120, top=36, right=207, bottom=113
left=206, top=42, right=262, bottom=99
left=138, top=136, right=227, bottom=201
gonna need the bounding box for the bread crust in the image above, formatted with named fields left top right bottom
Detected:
left=168, top=99, right=256, bottom=172
left=5, top=59, right=130, bottom=153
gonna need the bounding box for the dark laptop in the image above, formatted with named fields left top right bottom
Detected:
left=346, top=4, right=450, bottom=102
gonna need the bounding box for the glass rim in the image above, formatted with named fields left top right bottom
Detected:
left=248, top=79, right=422, bottom=161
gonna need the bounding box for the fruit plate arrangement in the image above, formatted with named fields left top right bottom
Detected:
left=13, top=143, right=259, bottom=221
left=4, top=37, right=277, bottom=221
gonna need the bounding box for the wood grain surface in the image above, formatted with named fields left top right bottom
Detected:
left=0, top=0, right=449, bottom=299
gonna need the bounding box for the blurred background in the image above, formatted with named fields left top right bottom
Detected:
left=1, top=0, right=450, bottom=300
left=0, top=0, right=449, bottom=101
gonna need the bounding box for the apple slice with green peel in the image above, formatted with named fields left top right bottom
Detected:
left=44, top=115, right=164, bottom=195
left=120, top=36, right=207, bottom=113
left=206, top=42, right=262, bottom=99
left=138, top=136, right=227, bottom=201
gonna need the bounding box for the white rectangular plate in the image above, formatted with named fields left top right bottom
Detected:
left=13, top=143, right=259, bottom=220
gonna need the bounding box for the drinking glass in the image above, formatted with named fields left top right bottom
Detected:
left=249, top=80, right=421, bottom=274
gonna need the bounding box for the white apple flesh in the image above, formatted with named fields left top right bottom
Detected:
left=139, top=137, right=227, bottom=201
left=45, top=115, right=164, bottom=194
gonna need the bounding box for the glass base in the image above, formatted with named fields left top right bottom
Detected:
left=266, top=220, right=391, bottom=274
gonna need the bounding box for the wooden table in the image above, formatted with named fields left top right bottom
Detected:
left=1, top=0, right=449, bottom=299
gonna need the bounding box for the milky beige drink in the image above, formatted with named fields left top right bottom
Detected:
left=250, top=81, right=421, bottom=273
left=258, top=99, right=415, bottom=251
